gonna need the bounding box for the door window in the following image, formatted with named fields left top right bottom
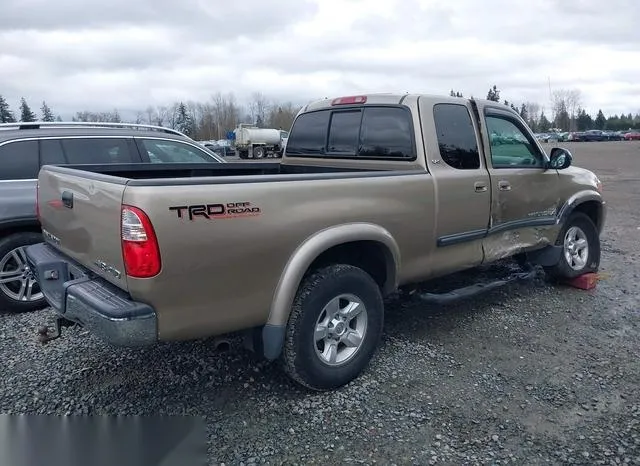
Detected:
left=140, top=139, right=221, bottom=163
left=0, top=140, right=39, bottom=180
left=40, top=139, right=67, bottom=164
left=60, top=138, right=135, bottom=164
left=485, top=116, right=544, bottom=168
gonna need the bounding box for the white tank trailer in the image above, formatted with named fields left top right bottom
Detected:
left=233, top=124, right=287, bottom=159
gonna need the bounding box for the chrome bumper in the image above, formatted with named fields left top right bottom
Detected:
left=25, top=242, right=157, bottom=346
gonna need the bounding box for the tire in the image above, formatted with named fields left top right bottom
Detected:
left=253, top=146, right=265, bottom=159
left=238, top=150, right=249, bottom=160
left=0, top=232, right=47, bottom=313
left=544, top=212, right=601, bottom=280
left=281, top=264, right=384, bottom=391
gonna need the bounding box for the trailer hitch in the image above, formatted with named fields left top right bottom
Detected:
left=37, top=317, right=76, bottom=344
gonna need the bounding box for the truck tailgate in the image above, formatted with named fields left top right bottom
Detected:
left=37, top=166, right=129, bottom=290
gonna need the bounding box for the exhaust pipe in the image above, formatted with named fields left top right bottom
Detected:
left=213, top=338, right=231, bottom=352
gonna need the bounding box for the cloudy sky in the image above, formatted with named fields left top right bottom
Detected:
left=1, top=0, right=639, bottom=120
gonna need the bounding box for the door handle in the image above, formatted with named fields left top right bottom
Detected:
left=61, top=191, right=74, bottom=209
left=474, top=182, right=488, bottom=193
left=498, top=181, right=511, bottom=191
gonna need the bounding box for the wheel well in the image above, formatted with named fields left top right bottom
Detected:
left=573, top=201, right=601, bottom=230
left=305, top=241, right=394, bottom=294
left=0, top=223, right=42, bottom=239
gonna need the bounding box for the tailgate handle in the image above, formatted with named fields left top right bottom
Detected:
left=61, top=191, right=74, bottom=209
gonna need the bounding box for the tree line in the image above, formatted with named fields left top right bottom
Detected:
left=0, top=92, right=301, bottom=141
left=2, top=86, right=639, bottom=142
left=450, top=85, right=640, bottom=133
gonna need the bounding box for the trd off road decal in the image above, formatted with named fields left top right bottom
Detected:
left=169, top=202, right=261, bottom=221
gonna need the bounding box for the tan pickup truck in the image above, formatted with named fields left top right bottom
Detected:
left=26, top=93, right=606, bottom=391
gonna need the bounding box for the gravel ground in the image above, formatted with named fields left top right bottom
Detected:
left=1, top=141, right=639, bottom=465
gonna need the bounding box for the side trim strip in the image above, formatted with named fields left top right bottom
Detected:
left=488, top=216, right=557, bottom=235
left=437, top=216, right=558, bottom=247
left=437, top=229, right=487, bottom=247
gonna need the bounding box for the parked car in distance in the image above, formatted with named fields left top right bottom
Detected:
left=623, top=131, right=640, bottom=141
left=27, top=93, right=605, bottom=391
left=602, top=131, right=624, bottom=141
left=0, top=121, right=225, bottom=313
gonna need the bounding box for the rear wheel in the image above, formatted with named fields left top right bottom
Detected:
left=0, top=232, right=47, bottom=313
left=544, top=212, right=600, bottom=280
left=281, top=264, right=384, bottom=391
left=253, top=146, right=265, bottom=159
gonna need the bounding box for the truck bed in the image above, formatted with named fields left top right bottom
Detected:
left=46, top=162, right=393, bottom=184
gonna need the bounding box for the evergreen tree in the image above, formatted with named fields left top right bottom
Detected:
left=19, top=97, right=37, bottom=122
left=0, top=95, right=16, bottom=123
left=539, top=110, right=551, bottom=132
left=594, top=109, right=606, bottom=130
left=40, top=101, right=55, bottom=122
left=519, top=103, right=529, bottom=122
left=55, top=115, right=63, bottom=122
left=554, top=100, right=570, bottom=131
left=486, top=85, right=500, bottom=102
left=174, top=102, right=195, bottom=136
left=576, top=108, right=593, bottom=131
left=449, top=89, right=463, bottom=97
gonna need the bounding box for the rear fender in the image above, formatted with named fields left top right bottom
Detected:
left=261, top=223, right=400, bottom=360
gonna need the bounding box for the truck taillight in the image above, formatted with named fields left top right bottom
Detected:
left=121, top=205, right=161, bottom=278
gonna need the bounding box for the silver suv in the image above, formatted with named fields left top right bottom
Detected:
left=0, top=121, right=225, bottom=313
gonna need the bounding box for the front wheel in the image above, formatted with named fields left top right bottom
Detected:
left=281, top=264, right=384, bottom=391
left=544, top=212, right=600, bottom=280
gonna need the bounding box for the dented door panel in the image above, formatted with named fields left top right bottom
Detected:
left=475, top=103, right=561, bottom=262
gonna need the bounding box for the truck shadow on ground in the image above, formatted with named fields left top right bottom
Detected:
left=55, top=260, right=575, bottom=415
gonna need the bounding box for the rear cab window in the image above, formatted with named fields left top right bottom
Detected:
left=0, top=140, right=39, bottom=180
left=285, top=105, right=415, bottom=160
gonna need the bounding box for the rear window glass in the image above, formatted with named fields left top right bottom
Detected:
left=60, top=138, right=135, bottom=164
left=327, top=110, right=361, bottom=154
left=286, top=106, right=414, bottom=159
left=0, top=140, right=39, bottom=180
left=285, top=111, right=330, bottom=155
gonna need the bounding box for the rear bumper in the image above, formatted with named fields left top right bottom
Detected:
left=25, top=242, right=157, bottom=346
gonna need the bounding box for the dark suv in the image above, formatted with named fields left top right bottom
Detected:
left=0, top=121, right=225, bottom=313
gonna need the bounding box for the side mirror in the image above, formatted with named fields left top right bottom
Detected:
left=548, top=147, right=572, bottom=170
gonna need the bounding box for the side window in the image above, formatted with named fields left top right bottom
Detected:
left=485, top=116, right=544, bottom=168
left=359, top=107, right=414, bottom=158
left=0, top=140, right=39, bottom=180
left=327, top=110, right=361, bottom=154
left=433, top=103, right=480, bottom=169
left=40, top=140, right=67, bottom=165
left=60, top=138, right=134, bottom=164
left=140, top=139, right=219, bottom=163
left=285, top=110, right=330, bottom=155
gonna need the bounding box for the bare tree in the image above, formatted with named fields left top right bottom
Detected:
left=249, top=92, right=270, bottom=127
left=565, top=89, right=582, bottom=131
left=524, top=101, right=541, bottom=129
